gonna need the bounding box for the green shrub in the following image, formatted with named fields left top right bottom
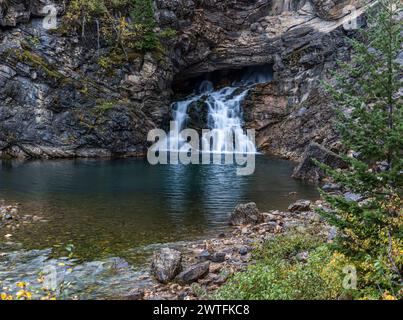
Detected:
left=61, top=0, right=170, bottom=60
left=214, top=233, right=352, bottom=300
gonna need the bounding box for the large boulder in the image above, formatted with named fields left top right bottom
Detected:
left=151, top=248, right=182, bottom=284
left=229, top=202, right=264, bottom=226
left=175, top=262, right=210, bottom=285
left=293, top=142, right=347, bottom=182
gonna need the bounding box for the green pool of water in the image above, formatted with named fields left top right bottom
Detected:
left=0, top=156, right=318, bottom=264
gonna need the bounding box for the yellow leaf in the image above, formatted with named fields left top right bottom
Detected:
left=16, top=290, right=24, bottom=298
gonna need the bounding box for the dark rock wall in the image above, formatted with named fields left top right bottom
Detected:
left=0, top=0, right=365, bottom=159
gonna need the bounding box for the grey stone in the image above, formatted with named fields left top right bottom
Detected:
left=293, top=142, right=348, bottom=182
left=239, top=246, right=250, bottom=256
left=151, top=248, right=182, bottom=284
left=175, top=262, right=210, bottom=285
left=126, top=289, right=144, bottom=300
left=198, top=250, right=211, bottom=262
left=344, top=192, right=363, bottom=202
left=211, top=252, right=226, bottom=263
left=230, top=203, right=264, bottom=226
left=288, top=200, right=312, bottom=212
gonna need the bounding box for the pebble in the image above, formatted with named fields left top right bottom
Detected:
left=239, top=246, right=249, bottom=255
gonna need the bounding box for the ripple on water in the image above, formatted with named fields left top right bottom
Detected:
left=0, top=247, right=151, bottom=300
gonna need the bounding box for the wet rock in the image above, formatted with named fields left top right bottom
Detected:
left=175, top=262, right=210, bottom=285
left=0, top=204, right=19, bottom=223
left=230, top=203, right=264, bottom=226
left=151, top=248, right=182, bottom=284
left=288, top=200, right=311, bottom=212
left=293, top=142, right=347, bottom=182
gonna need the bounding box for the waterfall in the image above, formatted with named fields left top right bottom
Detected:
left=166, top=66, right=273, bottom=155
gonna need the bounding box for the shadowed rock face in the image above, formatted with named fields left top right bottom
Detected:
left=292, top=142, right=348, bottom=181
left=0, top=0, right=366, bottom=160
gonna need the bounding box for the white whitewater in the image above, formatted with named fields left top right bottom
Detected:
left=166, top=67, right=272, bottom=154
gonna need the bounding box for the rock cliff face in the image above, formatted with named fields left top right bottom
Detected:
left=0, top=0, right=365, bottom=160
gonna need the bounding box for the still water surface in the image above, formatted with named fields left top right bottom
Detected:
left=0, top=156, right=318, bottom=263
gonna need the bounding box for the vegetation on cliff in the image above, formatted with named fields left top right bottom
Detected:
left=60, top=0, right=175, bottom=65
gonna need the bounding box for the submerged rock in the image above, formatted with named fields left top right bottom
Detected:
left=230, top=203, right=264, bottom=226
left=151, top=248, right=182, bottom=284
left=175, top=262, right=210, bottom=285
left=288, top=200, right=312, bottom=212
left=0, top=203, right=19, bottom=222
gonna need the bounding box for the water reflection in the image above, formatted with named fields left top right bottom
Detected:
left=0, top=156, right=318, bottom=262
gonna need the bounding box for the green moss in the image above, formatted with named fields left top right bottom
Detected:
left=15, top=49, right=64, bottom=81
left=93, top=100, right=117, bottom=114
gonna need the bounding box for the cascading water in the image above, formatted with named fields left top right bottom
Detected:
left=167, top=65, right=273, bottom=154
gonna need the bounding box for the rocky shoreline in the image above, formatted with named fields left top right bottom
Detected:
left=132, top=200, right=335, bottom=300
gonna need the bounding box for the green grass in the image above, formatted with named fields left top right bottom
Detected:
left=213, top=232, right=352, bottom=300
